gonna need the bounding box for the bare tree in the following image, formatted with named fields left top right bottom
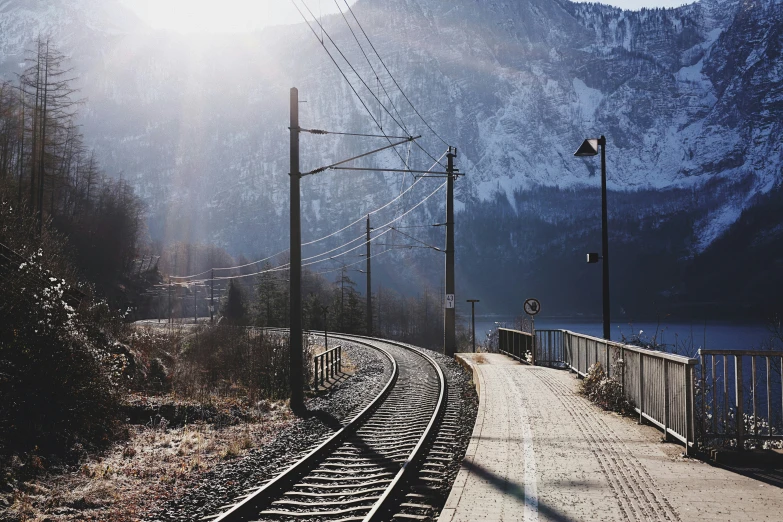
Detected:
left=19, top=36, right=79, bottom=232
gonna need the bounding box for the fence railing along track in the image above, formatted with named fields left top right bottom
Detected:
left=535, top=329, right=698, bottom=452
left=314, top=344, right=342, bottom=388
left=498, top=328, right=534, bottom=364
left=699, top=349, right=783, bottom=448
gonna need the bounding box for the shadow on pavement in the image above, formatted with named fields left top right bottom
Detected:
left=462, top=459, right=578, bottom=522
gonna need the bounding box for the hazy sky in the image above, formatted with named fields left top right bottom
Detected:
left=120, top=0, right=359, bottom=33
left=120, top=0, right=695, bottom=33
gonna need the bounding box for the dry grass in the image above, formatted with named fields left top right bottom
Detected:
left=1, top=401, right=294, bottom=522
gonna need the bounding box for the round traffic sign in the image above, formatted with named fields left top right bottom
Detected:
left=524, top=298, right=541, bottom=316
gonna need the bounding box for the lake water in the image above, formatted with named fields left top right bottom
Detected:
left=469, top=317, right=776, bottom=356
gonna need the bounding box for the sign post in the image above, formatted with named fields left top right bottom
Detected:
left=523, top=298, right=541, bottom=365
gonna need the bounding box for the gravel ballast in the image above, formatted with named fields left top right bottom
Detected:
left=143, top=341, right=390, bottom=521
left=143, top=340, right=479, bottom=522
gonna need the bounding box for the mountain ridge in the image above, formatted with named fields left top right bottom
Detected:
left=0, top=0, right=780, bottom=317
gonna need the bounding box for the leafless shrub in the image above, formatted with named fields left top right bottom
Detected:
left=581, top=362, right=632, bottom=414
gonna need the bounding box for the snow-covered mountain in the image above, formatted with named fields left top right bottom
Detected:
left=1, top=0, right=781, bottom=317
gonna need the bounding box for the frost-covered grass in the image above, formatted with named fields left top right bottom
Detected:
left=2, top=401, right=294, bottom=522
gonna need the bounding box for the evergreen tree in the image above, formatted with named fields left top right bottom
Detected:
left=221, top=279, right=247, bottom=324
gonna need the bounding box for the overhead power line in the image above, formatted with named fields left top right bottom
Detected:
left=292, top=0, right=409, bottom=167
left=339, top=0, right=451, bottom=149
left=331, top=0, right=410, bottom=137
left=170, top=150, right=447, bottom=281
left=171, top=179, right=447, bottom=284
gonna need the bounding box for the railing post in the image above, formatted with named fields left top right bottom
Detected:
left=605, top=342, right=611, bottom=379
left=568, top=334, right=573, bottom=369
left=320, top=354, right=325, bottom=387
left=735, top=355, right=744, bottom=451
left=638, top=354, right=645, bottom=424
left=751, top=356, right=757, bottom=437
left=620, top=346, right=625, bottom=399
left=686, top=364, right=695, bottom=456
left=663, top=360, right=670, bottom=441
left=700, top=350, right=706, bottom=446
left=766, top=356, right=771, bottom=437
left=712, top=355, right=717, bottom=437
left=532, top=331, right=537, bottom=366
left=314, top=358, right=318, bottom=390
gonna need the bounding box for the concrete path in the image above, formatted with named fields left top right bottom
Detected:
left=439, top=353, right=783, bottom=522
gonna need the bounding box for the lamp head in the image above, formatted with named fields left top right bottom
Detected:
left=574, top=139, right=600, bottom=157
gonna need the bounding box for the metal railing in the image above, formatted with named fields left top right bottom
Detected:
left=498, top=328, right=534, bottom=364
left=699, top=350, right=783, bottom=448
left=537, top=329, right=698, bottom=451
left=535, top=329, right=566, bottom=367
left=314, top=345, right=342, bottom=389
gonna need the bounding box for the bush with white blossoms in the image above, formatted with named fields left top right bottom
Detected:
left=1, top=237, right=122, bottom=460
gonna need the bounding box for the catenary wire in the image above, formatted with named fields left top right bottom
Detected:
left=331, top=0, right=410, bottom=137
left=171, top=180, right=446, bottom=284
left=293, top=0, right=409, bottom=168
left=169, top=150, right=447, bottom=280
left=341, top=0, right=451, bottom=149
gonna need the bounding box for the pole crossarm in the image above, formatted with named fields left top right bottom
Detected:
left=373, top=243, right=443, bottom=251
left=298, top=127, right=413, bottom=140
left=329, top=166, right=462, bottom=177
left=303, top=136, right=421, bottom=176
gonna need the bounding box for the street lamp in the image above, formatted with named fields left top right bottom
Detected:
left=574, top=135, right=610, bottom=341
left=467, top=299, right=480, bottom=353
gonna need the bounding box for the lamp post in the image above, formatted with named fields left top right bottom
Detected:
left=575, top=135, right=610, bottom=341
left=467, top=299, right=480, bottom=353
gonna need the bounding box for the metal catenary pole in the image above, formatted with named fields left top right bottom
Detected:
left=289, top=87, right=304, bottom=413
left=210, top=269, right=214, bottom=323
left=599, top=135, right=610, bottom=341
left=366, top=215, right=372, bottom=336
left=444, top=147, right=456, bottom=356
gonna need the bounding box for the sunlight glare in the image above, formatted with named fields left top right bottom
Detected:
left=128, top=0, right=317, bottom=33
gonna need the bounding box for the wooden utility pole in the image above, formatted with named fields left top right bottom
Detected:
left=444, top=147, right=456, bottom=356
left=366, top=215, right=372, bottom=336
left=289, top=87, right=304, bottom=413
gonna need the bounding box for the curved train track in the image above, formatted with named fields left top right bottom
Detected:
left=208, top=334, right=448, bottom=522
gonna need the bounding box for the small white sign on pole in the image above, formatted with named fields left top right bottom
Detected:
left=445, top=294, right=455, bottom=309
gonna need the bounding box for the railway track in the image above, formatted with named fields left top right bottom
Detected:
left=208, top=334, right=448, bottom=522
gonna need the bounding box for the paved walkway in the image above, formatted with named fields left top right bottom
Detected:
left=439, top=353, right=783, bottom=522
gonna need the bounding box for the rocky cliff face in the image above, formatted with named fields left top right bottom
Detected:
left=1, top=0, right=781, bottom=317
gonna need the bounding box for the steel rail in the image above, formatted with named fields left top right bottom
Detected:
left=211, top=330, right=446, bottom=522
left=329, top=333, right=447, bottom=521
left=211, top=338, right=398, bottom=521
